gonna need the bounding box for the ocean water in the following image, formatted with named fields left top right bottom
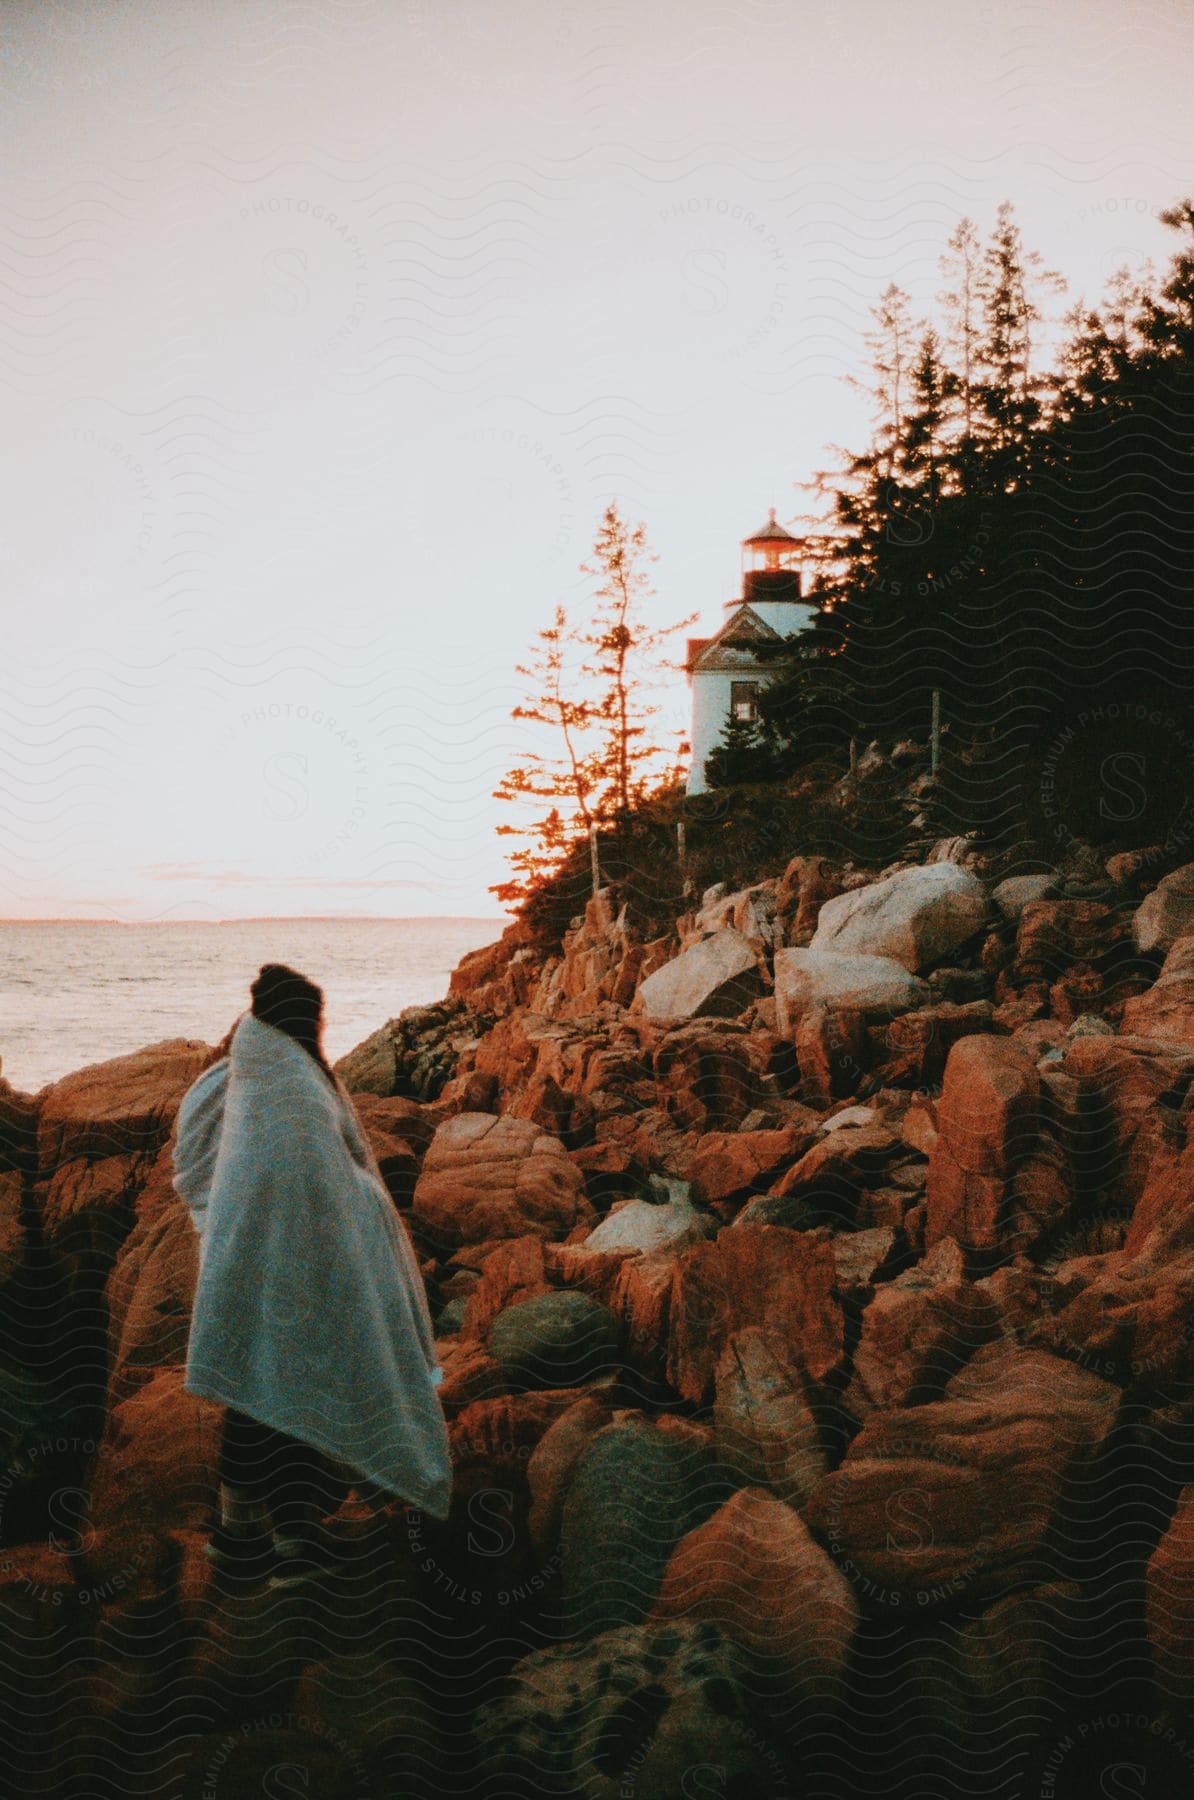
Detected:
left=0, top=917, right=507, bottom=1095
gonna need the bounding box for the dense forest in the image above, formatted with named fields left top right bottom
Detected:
left=720, top=200, right=1194, bottom=850
left=497, top=201, right=1194, bottom=938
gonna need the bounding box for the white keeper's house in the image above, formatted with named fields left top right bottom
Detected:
left=684, top=509, right=819, bottom=795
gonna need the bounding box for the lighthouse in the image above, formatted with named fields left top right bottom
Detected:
left=684, top=509, right=819, bottom=795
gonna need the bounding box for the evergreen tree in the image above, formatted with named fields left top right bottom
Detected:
left=851, top=282, right=917, bottom=485
left=577, top=501, right=698, bottom=823
left=895, top=325, right=952, bottom=521
left=938, top=215, right=983, bottom=468
left=492, top=504, right=697, bottom=909
left=973, top=201, right=1065, bottom=486
left=1136, top=199, right=1194, bottom=363
left=490, top=604, right=602, bottom=907
left=704, top=708, right=780, bottom=788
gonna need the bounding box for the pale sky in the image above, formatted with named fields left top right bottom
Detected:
left=1, top=0, right=1191, bottom=920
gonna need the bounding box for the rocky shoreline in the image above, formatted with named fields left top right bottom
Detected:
left=3, top=837, right=1194, bottom=1794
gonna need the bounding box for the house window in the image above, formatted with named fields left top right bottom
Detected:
left=730, top=680, right=760, bottom=723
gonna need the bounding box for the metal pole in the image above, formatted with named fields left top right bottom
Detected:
left=676, top=818, right=686, bottom=868
left=590, top=823, right=600, bottom=897
left=931, top=689, right=941, bottom=775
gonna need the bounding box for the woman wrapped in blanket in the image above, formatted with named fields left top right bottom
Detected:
left=174, top=963, right=451, bottom=1587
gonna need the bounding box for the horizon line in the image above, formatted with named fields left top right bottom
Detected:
left=0, top=913, right=509, bottom=925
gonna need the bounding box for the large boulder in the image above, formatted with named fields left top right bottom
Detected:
left=555, top=1415, right=733, bottom=1636
left=456, top=1234, right=551, bottom=1337
left=1014, top=899, right=1129, bottom=983
left=805, top=1343, right=1121, bottom=1607
left=667, top=1223, right=845, bottom=1404
left=335, top=997, right=483, bottom=1101
left=445, top=1388, right=602, bottom=1556
left=733, top=1121, right=905, bottom=1235
left=686, top=1124, right=816, bottom=1210
left=105, top=1202, right=198, bottom=1405
left=635, top=929, right=765, bottom=1022
left=411, top=1112, right=594, bottom=1255
left=776, top=854, right=840, bottom=946
left=1051, top=1248, right=1194, bottom=1383
left=682, top=880, right=778, bottom=950
left=471, top=1619, right=790, bottom=1800
left=1041, top=1136, right=1194, bottom=1381
left=878, top=1000, right=995, bottom=1089
left=526, top=1393, right=617, bottom=1548
left=992, top=874, right=1059, bottom=922
left=39, top=1150, right=147, bottom=1266
left=925, top=1037, right=1042, bottom=1252
left=332, top=1019, right=400, bottom=1095
left=1063, top=1034, right=1194, bottom=1218
left=1134, top=863, right=1194, bottom=956
left=794, top=1002, right=869, bottom=1105
left=89, top=1365, right=223, bottom=1535
left=650, top=1020, right=772, bottom=1131
left=1121, top=936, right=1194, bottom=1047
left=712, top=1326, right=826, bottom=1507
left=37, top=1039, right=211, bottom=1171
left=581, top=1189, right=712, bottom=1256
left=607, top=1249, right=680, bottom=1375
left=843, top=1236, right=1002, bottom=1418
left=648, top=1485, right=858, bottom=1708
left=485, top=1291, right=621, bottom=1391
left=0, top=1075, right=39, bottom=1174
left=774, top=948, right=930, bottom=1034
left=810, top=863, right=991, bottom=973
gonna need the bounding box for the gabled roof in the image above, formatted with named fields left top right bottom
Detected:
left=688, top=603, right=782, bottom=675
left=718, top=603, right=781, bottom=645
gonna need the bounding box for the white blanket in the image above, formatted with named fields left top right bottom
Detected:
left=174, top=1010, right=452, bottom=1520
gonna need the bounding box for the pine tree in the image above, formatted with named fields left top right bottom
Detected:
left=577, top=502, right=698, bottom=823
left=852, top=282, right=917, bottom=484
left=704, top=709, right=779, bottom=788
left=893, top=325, right=953, bottom=531
left=938, top=216, right=983, bottom=458
left=973, top=201, right=1065, bottom=485
left=490, top=605, right=601, bottom=907
left=1136, top=199, right=1194, bottom=362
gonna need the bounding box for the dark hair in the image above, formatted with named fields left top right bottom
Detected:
left=249, top=963, right=336, bottom=1083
